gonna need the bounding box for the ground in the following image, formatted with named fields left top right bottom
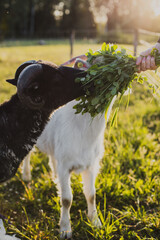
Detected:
left=0, top=40, right=160, bottom=239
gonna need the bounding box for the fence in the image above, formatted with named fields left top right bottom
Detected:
left=68, top=28, right=160, bottom=58
left=68, top=29, right=135, bottom=58
left=134, top=28, right=160, bottom=97
left=133, top=28, right=160, bottom=56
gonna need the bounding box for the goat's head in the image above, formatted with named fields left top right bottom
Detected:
left=7, top=60, right=86, bottom=111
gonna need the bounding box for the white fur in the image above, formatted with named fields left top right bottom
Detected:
left=37, top=100, right=106, bottom=175
left=22, top=97, right=116, bottom=238
left=0, top=219, right=20, bottom=240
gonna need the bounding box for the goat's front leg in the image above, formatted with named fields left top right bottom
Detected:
left=58, top=171, right=72, bottom=239
left=82, top=168, right=101, bottom=227
left=48, top=155, right=58, bottom=180
left=22, top=152, right=31, bottom=181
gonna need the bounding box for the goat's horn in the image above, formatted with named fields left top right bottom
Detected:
left=17, top=64, right=45, bottom=109
left=15, top=60, right=37, bottom=80
left=6, top=60, right=37, bottom=86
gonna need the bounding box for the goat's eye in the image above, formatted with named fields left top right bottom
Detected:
left=29, top=83, right=39, bottom=91
left=33, top=84, right=39, bottom=90
left=27, top=83, right=40, bottom=94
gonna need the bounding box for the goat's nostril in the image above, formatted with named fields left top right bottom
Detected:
left=34, top=96, right=42, bottom=103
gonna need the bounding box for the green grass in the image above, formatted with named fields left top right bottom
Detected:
left=1, top=41, right=160, bottom=239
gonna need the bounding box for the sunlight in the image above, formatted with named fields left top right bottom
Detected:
left=151, top=0, right=160, bottom=16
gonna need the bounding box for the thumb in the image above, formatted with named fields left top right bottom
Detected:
left=140, top=48, right=152, bottom=57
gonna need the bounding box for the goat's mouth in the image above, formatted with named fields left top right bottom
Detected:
left=18, top=93, right=45, bottom=110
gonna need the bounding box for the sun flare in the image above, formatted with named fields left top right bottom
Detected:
left=151, top=0, right=160, bottom=16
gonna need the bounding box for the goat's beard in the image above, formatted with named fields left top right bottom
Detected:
left=0, top=148, right=21, bottom=183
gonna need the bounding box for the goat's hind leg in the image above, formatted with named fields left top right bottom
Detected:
left=22, top=152, right=32, bottom=182
left=58, top=170, right=72, bottom=239
left=82, top=168, right=101, bottom=227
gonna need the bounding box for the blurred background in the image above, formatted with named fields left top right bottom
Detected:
left=0, top=0, right=160, bottom=46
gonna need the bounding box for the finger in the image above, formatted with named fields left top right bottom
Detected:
left=141, top=57, right=146, bottom=71
left=151, top=57, right=156, bottom=69
left=140, top=48, right=152, bottom=57
left=146, top=56, right=151, bottom=69
left=155, top=42, right=160, bottom=53
left=136, top=56, right=142, bottom=65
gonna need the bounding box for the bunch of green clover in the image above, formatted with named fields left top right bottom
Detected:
left=74, top=43, right=148, bottom=117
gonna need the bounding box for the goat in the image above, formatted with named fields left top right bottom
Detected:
left=0, top=60, right=87, bottom=183
left=0, top=219, right=20, bottom=240
left=22, top=58, right=117, bottom=239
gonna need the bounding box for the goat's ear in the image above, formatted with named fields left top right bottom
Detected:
left=6, top=60, right=37, bottom=87
left=6, top=78, right=17, bottom=86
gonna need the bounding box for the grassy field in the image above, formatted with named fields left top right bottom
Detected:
left=1, top=40, right=160, bottom=239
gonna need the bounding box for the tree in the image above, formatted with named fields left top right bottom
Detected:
left=60, top=0, right=96, bottom=33
left=0, top=0, right=30, bottom=38
left=34, top=0, right=59, bottom=37
left=90, top=0, right=154, bottom=31
left=0, top=0, right=60, bottom=38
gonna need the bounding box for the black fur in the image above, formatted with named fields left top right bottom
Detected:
left=6, top=60, right=37, bottom=86
left=0, top=61, right=87, bottom=183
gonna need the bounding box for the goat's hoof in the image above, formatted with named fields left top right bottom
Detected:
left=91, top=216, right=102, bottom=228
left=60, top=219, right=72, bottom=239
left=60, top=230, right=72, bottom=239
left=60, top=224, right=72, bottom=239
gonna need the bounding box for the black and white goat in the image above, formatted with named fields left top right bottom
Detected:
left=22, top=58, right=117, bottom=239
left=0, top=60, right=87, bottom=183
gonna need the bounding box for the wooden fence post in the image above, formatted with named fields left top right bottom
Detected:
left=134, top=28, right=139, bottom=57
left=70, top=30, right=75, bottom=59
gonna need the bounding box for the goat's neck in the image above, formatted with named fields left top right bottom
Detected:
left=0, top=94, right=50, bottom=183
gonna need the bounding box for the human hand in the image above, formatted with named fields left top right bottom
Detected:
left=136, top=42, right=160, bottom=72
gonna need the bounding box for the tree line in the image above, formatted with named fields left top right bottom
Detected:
left=0, top=0, right=159, bottom=39
left=0, top=0, right=95, bottom=39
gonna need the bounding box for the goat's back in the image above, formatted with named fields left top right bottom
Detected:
left=36, top=100, right=106, bottom=173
